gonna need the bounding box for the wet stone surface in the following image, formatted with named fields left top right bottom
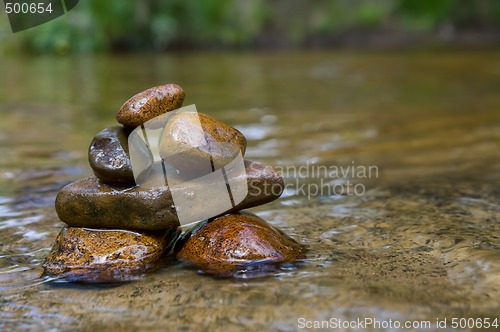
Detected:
left=116, top=84, right=185, bottom=128
left=159, top=112, right=247, bottom=173
left=55, top=161, right=284, bottom=231
left=88, top=126, right=145, bottom=187
left=231, top=160, right=284, bottom=212
left=54, top=176, right=180, bottom=231
left=42, top=227, right=172, bottom=282
left=176, top=212, right=306, bottom=276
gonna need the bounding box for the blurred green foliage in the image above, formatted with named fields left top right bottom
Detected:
left=2, top=0, right=500, bottom=54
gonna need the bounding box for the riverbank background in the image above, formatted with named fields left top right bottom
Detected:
left=2, top=0, right=500, bottom=54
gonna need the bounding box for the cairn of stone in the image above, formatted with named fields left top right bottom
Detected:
left=43, top=84, right=305, bottom=281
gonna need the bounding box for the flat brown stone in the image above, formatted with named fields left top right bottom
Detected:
left=55, top=176, right=179, bottom=231
left=116, top=84, right=185, bottom=128
left=42, top=227, right=171, bottom=282
left=176, top=212, right=306, bottom=276
left=229, top=160, right=284, bottom=212
left=55, top=160, right=283, bottom=231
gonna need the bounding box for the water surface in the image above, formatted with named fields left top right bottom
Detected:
left=1, top=51, right=500, bottom=331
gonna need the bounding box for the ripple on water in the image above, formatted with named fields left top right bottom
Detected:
left=0, top=215, right=44, bottom=230
left=0, top=168, right=67, bottom=292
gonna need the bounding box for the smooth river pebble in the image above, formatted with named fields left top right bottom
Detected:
left=55, top=160, right=284, bottom=230
left=116, top=84, right=185, bottom=128
left=176, top=212, right=306, bottom=276
left=43, top=227, right=172, bottom=282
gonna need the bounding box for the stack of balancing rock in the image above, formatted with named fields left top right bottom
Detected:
left=43, top=84, right=305, bottom=281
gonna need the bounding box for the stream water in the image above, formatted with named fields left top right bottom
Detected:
left=1, top=51, right=499, bottom=331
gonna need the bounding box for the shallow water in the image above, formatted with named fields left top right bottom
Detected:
left=1, top=51, right=500, bottom=331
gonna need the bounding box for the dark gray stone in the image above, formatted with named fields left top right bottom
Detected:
left=88, top=126, right=152, bottom=187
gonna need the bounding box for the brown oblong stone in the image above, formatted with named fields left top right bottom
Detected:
left=116, top=84, right=185, bottom=128
left=55, top=176, right=179, bottom=231
left=88, top=126, right=153, bottom=187
left=55, top=160, right=283, bottom=231
left=42, top=227, right=171, bottom=282
left=176, top=212, right=306, bottom=276
left=232, top=160, right=284, bottom=212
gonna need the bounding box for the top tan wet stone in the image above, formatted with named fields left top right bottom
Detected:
left=159, top=112, right=247, bottom=172
left=116, top=84, right=185, bottom=128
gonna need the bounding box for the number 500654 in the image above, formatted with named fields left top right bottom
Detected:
left=5, top=2, right=53, bottom=14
